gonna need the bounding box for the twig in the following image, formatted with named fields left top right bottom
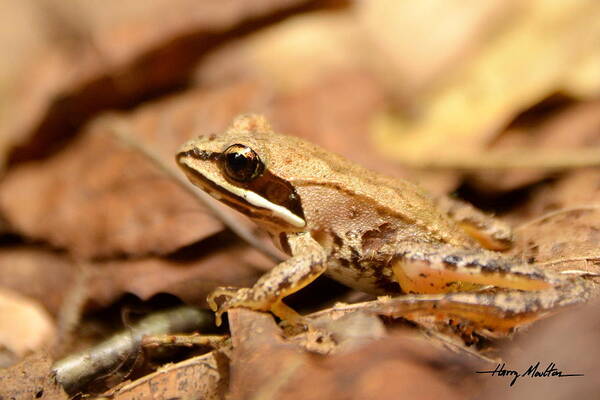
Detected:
left=54, top=261, right=90, bottom=352
left=515, top=204, right=600, bottom=232
left=141, top=333, right=228, bottom=348
left=52, top=306, right=214, bottom=394
left=533, top=257, right=600, bottom=271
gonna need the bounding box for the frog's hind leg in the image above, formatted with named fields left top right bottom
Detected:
left=391, top=244, right=555, bottom=295
left=434, top=196, right=513, bottom=251
left=388, top=243, right=595, bottom=333
left=372, top=281, right=594, bottom=335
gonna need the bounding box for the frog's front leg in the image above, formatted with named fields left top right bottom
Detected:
left=388, top=242, right=594, bottom=333
left=208, top=232, right=327, bottom=325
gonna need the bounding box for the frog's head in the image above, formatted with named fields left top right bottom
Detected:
left=176, top=114, right=306, bottom=231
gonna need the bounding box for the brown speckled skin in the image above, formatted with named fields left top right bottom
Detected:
left=177, top=115, right=594, bottom=330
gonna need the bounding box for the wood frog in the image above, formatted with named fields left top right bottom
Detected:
left=176, top=114, right=593, bottom=334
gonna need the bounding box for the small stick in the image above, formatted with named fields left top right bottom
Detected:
left=54, top=261, right=90, bottom=352
left=141, top=333, right=228, bottom=348
left=52, top=306, right=213, bottom=394
left=515, top=204, right=600, bottom=232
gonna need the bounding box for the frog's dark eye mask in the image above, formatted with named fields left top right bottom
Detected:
left=176, top=143, right=306, bottom=228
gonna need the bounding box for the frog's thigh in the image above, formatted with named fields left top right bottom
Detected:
left=391, top=244, right=551, bottom=295
left=374, top=292, right=540, bottom=333
left=376, top=274, right=593, bottom=333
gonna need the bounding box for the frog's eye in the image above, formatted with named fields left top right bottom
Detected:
left=222, top=144, right=264, bottom=182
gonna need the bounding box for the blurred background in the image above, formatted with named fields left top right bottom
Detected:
left=1, top=0, right=600, bottom=398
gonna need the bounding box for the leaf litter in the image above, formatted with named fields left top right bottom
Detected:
left=1, top=1, right=600, bottom=398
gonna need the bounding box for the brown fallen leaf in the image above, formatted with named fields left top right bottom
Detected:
left=480, top=297, right=600, bottom=399
left=0, top=80, right=268, bottom=258
left=0, top=131, right=222, bottom=258
left=508, top=169, right=600, bottom=276
left=0, top=288, right=56, bottom=358
left=471, top=99, right=600, bottom=192
left=227, top=309, right=480, bottom=400
left=100, top=350, right=229, bottom=400
left=371, top=1, right=600, bottom=169
left=1, top=0, right=313, bottom=169
left=0, top=237, right=270, bottom=315
left=357, top=0, right=513, bottom=99
left=0, top=352, right=68, bottom=400
left=0, top=247, right=77, bottom=316
left=88, top=233, right=271, bottom=309
left=198, top=1, right=511, bottom=103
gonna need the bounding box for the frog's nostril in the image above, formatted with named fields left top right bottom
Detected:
left=196, top=133, right=217, bottom=141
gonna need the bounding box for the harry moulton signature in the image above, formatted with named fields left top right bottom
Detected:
left=476, top=362, right=584, bottom=386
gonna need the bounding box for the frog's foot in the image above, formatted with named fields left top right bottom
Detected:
left=207, top=286, right=240, bottom=313
left=387, top=242, right=596, bottom=334
left=208, top=287, right=261, bottom=326
left=207, top=287, right=306, bottom=326
left=207, top=232, right=328, bottom=326
left=271, top=300, right=306, bottom=325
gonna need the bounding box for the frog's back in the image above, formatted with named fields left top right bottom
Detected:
left=261, top=136, right=469, bottom=246
left=225, top=114, right=472, bottom=247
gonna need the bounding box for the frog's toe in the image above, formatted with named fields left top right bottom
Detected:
left=207, top=287, right=241, bottom=312
left=279, top=316, right=311, bottom=333
left=207, top=287, right=305, bottom=326
left=209, top=286, right=241, bottom=299
left=207, top=287, right=259, bottom=326
left=210, top=296, right=240, bottom=327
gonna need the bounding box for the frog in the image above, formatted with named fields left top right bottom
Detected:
left=176, top=114, right=594, bottom=334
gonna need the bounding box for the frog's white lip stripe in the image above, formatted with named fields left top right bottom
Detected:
left=178, top=158, right=306, bottom=228
left=203, top=176, right=305, bottom=228
left=219, top=180, right=306, bottom=227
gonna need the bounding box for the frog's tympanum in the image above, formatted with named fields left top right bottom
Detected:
left=177, top=114, right=593, bottom=334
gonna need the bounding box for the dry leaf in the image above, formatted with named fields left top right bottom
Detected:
left=88, top=235, right=271, bottom=308
left=508, top=169, right=600, bottom=276
left=0, top=248, right=76, bottom=315
left=227, top=309, right=479, bottom=400
left=196, top=11, right=364, bottom=94
left=0, top=288, right=56, bottom=357
left=0, top=132, right=222, bottom=258
left=357, top=0, right=512, bottom=98
left=0, top=238, right=270, bottom=314
left=0, top=0, right=312, bottom=169
left=0, top=352, right=68, bottom=400
left=371, top=0, right=600, bottom=167
left=481, top=297, right=600, bottom=399
left=101, top=350, right=228, bottom=400
left=0, top=81, right=268, bottom=258
left=471, top=99, right=600, bottom=192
